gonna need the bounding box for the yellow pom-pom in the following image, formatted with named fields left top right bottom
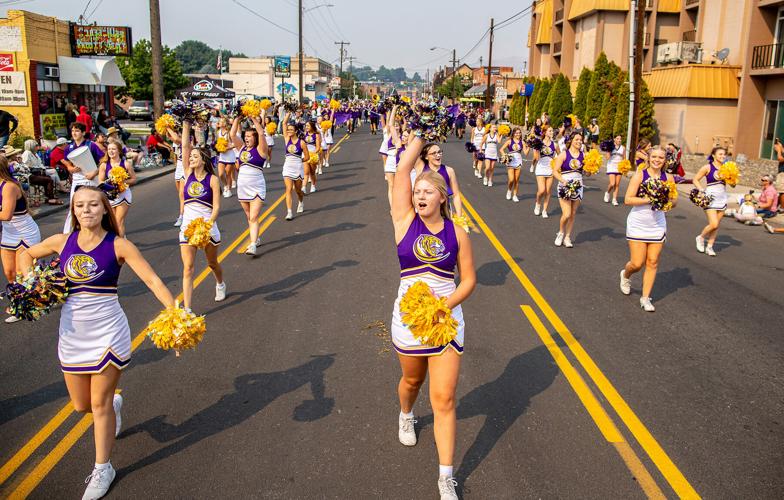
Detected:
left=329, top=99, right=340, bottom=110
left=666, top=180, right=678, bottom=201
left=155, top=114, right=176, bottom=136
left=719, top=161, right=739, bottom=187
left=215, top=137, right=229, bottom=153
left=567, top=113, right=578, bottom=126
left=320, top=120, right=333, bottom=131
left=618, top=159, right=631, bottom=175
left=143, top=303, right=206, bottom=353
left=259, top=98, right=272, bottom=110
left=307, top=154, right=319, bottom=166
left=399, top=281, right=458, bottom=348
left=265, top=122, right=277, bottom=135
left=373, top=94, right=380, bottom=102
left=451, top=214, right=471, bottom=234
left=241, top=99, right=262, bottom=118
left=498, top=124, right=511, bottom=136
left=183, top=217, right=213, bottom=249
left=484, top=124, right=491, bottom=132
left=401, top=96, right=411, bottom=103
left=108, top=166, right=129, bottom=192
left=583, top=149, right=603, bottom=176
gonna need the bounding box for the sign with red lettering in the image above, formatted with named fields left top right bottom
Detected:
left=0, top=53, right=13, bottom=71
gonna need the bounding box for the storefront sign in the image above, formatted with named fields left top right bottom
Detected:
left=274, top=56, right=291, bottom=78
left=0, top=72, right=27, bottom=106
left=41, top=113, right=67, bottom=137
left=70, top=25, right=132, bottom=57
left=0, top=27, right=22, bottom=52
left=0, top=53, right=13, bottom=71
left=305, top=83, right=315, bottom=91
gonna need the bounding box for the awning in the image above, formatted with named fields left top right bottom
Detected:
left=644, top=65, right=740, bottom=99
left=57, top=56, right=126, bottom=86
left=464, top=84, right=487, bottom=97
left=178, top=79, right=235, bottom=99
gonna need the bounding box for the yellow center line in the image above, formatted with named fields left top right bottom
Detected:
left=462, top=196, right=699, bottom=499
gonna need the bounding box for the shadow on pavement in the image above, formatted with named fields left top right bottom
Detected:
left=652, top=266, right=695, bottom=301
left=475, top=259, right=523, bottom=287
left=575, top=226, right=624, bottom=242
left=117, top=354, right=336, bottom=479
left=256, top=222, right=366, bottom=258
left=0, top=380, right=67, bottom=427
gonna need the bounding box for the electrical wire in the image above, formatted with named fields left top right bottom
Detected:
left=80, top=0, right=93, bottom=19
left=232, top=0, right=298, bottom=36
left=86, top=0, right=105, bottom=21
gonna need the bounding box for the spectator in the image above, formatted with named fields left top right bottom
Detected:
left=21, top=139, right=66, bottom=193
left=49, top=137, right=69, bottom=181
left=764, top=222, right=784, bottom=234
left=96, top=107, right=111, bottom=135
left=64, top=104, right=78, bottom=139
left=2, top=144, right=61, bottom=205
left=588, top=118, right=599, bottom=147
left=75, top=105, right=93, bottom=139
left=146, top=127, right=173, bottom=162
left=757, top=175, right=779, bottom=218
left=0, top=109, right=18, bottom=148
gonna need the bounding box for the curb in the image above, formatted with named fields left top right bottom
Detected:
left=31, top=165, right=176, bottom=221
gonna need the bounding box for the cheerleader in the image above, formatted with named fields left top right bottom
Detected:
left=412, top=143, right=465, bottom=219
left=320, top=111, right=335, bottom=169
left=62, top=122, right=104, bottom=233
left=620, top=146, right=675, bottom=312
left=216, top=116, right=237, bottom=197
left=454, top=108, right=466, bottom=140
left=383, top=109, right=404, bottom=208
left=18, top=186, right=175, bottom=500
left=533, top=125, right=558, bottom=218
left=302, top=121, right=321, bottom=193
left=369, top=104, right=380, bottom=135
left=500, top=127, right=526, bottom=202
left=166, top=127, right=186, bottom=227
left=97, top=139, right=137, bottom=238
left=179, top=120, right=226, bottom=309
left=390, top=135, right=475, bottom=500
left=604, top=134, right=625, bottom=205
left=281, top=111, right=309, bottom=220
left=635, top=138, right=651, bottom=171
left=693, top=146, right=728, bottom=257
left=379, top=109, right=391, bottom=171
left=1, top=155, right=42, bottom=323
left=470, top=117, right=485, bottom=178
left=480, top=123, right=501, bottom=187
left=553, top=132, right=585, bottom=248
left=263, top=115, right=275, bottom=169
left=229, top=111, right=269, bottom=256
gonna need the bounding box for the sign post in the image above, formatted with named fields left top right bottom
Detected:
left=274, top=56, right=291, bottom=103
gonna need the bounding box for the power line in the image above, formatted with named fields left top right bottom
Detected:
left=86, top=0, right=105, bottom=21
left=322, top=1, right=348, bottom=41
left=232, top=0, right=298, bottom=36
left=80, top=0, right=93, bottom=19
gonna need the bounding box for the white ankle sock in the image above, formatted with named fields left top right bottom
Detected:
left=94, top=461, right=111, bottom=470
left=400, top=410, right=414, bottom=419
left=439, top=465, right=453, bottom=477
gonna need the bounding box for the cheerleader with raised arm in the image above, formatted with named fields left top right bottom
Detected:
left=470, top=116, right=485, bottom=179
left=166, top=127, right=186, bottom=227
left=18, top=186, right=176, bottom=499
left=533, top=125, right=558, bottom=218
left=500, top=127, right=526, bottom=202
left=693, top=146, right=728, bottom=257
left=383, top=108, right=405, bottom=208
left=230, top=110, right=269, bottom=256
left=62, top=122, right=104, bottom=233
left=281, top=111, right=309, bottom=220
left=635, top=138, right=651, bottom=171
left=553, top=132, right=586, bottom=248
left=179, top=120, right=226, bottom=309
left=1, top=155, right=42, bottom=323
left=216, top=116, right=238, bottom=197
left=302, top=121, right=321, bottom=193
left=620, top=146, right=676, bottom=312
left=411, top=143, right=465, bottom=220
left=320, top=110, right=335, bottom=169
left=390, top=133, right=475, bottom=500
left=480, top=123, right=500, bottom=187
left=604, top=134, right=625, bottom=205
left=97, top=139, right=137, bottom=238
left=263, top=115, right=275, bottom=170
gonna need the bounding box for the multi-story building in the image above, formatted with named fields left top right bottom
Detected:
left=227, top=56, right=333, bottom=102
left=528, top=0, right=784, bottom=163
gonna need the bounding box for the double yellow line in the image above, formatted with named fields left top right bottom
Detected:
left=329, top=133, right=349, bottom=155
left=461, top=197, right=699, bottom=499
left=1, top=194, right=285, bottom=498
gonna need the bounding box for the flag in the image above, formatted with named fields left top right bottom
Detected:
left=216, top=50, right=222, bottom=72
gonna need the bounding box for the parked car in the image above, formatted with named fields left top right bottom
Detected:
left=128, top=100, right=153, bottom=120
left=113, top=103, right=129, bottom=120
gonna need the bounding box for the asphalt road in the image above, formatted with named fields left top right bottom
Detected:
left=1, top=126, right=783, bottom=499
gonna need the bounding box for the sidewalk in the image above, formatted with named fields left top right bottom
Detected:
left=31, top=163, right=176, bottom=220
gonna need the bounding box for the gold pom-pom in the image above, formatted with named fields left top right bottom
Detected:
left=155, top=114, right=176, bottom=136
left=143, top=303, right=206, bottom=353
left=320, top=120, right=333, bottom=131
left=183, top=217, right=213, bottom=249
left=451, top=214, right=471, bottom=234
left=498, top=124, right=511, bottom=136
left=265, top=122, right=277, bottom=136
left=618, top=159, right=632, bottom=175
left=329, top=99, right=340, bottom=110
left=719, top=161, right=739, bottom=187
left=401, top=96, right=411, bottom=103
left=567, top=113, right=578, bottom=126
left=307, top=154, right=319, bottom=166
left=241, top=99, right=262, bottom=118
left=399, top=281, right=458, bottom=348
left=108, top=166, right=129, bottom=192
left=215, top=137, right=229, bottom=153
left=484, top=124, right=491, bottom=132
left=372, top=94, right=380, bottom=102
left=583, top=149, right=603, bottom=176
left=259, top=98, right=272, bottom=110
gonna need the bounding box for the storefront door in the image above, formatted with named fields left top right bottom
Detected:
left=761, top=100, right=784, bottom=160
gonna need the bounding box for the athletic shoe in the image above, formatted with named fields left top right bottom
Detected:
left=82, top=463, right=115, bottom=500
left=254, top=236, right=262, bottom=246
left=297, top=201, right=304, bottom=213
left=563, top=236, right=574, bottom=248
left=438, top=476, right=458, bottom=500
left=612, top=198, right=619, bottom=206
left=316, top=167, right=322, bottom=175
left=541, top=210, right=549, bottom=218
left=245, top=243, right=257, bottom=256
left=264, top=163, right=271, bottom=169
left=325, top=161, right=330, bottom=167
left=5, top=315, right=22, bottom=323
left=398, top=414, right=417, bottom=446
left=506, top=190, right=512, bottom=200
left=640, top=297, right=655, bottom=312
left=619, top=269, right=631, bottom=295
left=215, top=282, right=226, bottom=302
left=529, top=165, right=534, bottom=173
left=174, top=215, right=183, bottom=227
left=705, top=246, right=716, bottom=257
left=534, top=204, right=541, bottom=216
left=695, top=235, right=705, bottom=253
left=554, top=232, right=564, bottom=247
left=513, top=195, right=520, bottom=203
left=285, top=210, right=293, bottom=220
left=113, top=394, right=123, bottom=437
left=310, top=185, right=317, bottom=193
left=488, top=179, right=493, bottom=187
left=482, top=177, right=488, bottom=186
left=222, top=187, right=231, bottom=198
left=764, top=222, right=775, bottom=234
left=604, top=192, right=610, bottom=203
left=231, top=180, right=237, bottom=189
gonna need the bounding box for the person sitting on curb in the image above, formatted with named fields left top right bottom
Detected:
left=757, top=175, right=779, bottom=218
left=733, top=193, right=762, bottom=225
left=764, top=222, right=784, bottom=234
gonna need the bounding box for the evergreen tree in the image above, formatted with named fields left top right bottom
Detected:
left=508, top=92, right=522, bottom=125
left=613, top=73, right=631, bottom=140
left=527, top=79, right=541, bottom=123
left=598, top=87, right=615, bottom=141
left=638, top=78, right=657, bottom=140
left=530, top=78, right=552, bottom=125
left=548, top=74, right=573, bottom=127
left=584, top=52, right=611, bottom=123
left=573, top=67, right=592, bottom=120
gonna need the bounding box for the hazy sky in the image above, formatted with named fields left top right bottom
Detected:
left=10, top=0, right=531, bottom=76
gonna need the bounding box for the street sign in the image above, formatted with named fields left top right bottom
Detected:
left=494, top=86, right=508, bottom=103
left=274, top=56, right=291, bottom=78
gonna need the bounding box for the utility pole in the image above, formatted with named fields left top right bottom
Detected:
left=334, top=41, right=349, bottom=75
left=347, top=56, right=356, bottom=97
left=298, top=0, right=304, bottom=103
left=485, top=17, right=494, bottom=109
left=626, top=0, right=645, bottom=158
left=450, top=48, right=458, bottom=98
left=149, top=0, right=164, bottom=118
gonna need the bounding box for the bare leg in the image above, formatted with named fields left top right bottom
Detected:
left=112, top=204, right=129, bottom=238
left=641, top=242, right=664, bottom=297
left=180, top=245, right=197, bottom=310
left=397, top=354, right=427, bottom=413
left=204, top=244, right=223, bottom=284
left=428, top=349, right=461, bottom=467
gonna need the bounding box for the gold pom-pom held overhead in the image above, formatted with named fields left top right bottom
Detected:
left=259, top=98, right=272, bottom=110
left=399, top=281, right=458, bottom=348
left=241, top=99, right=262, bottom=118
left=329, top=99, right=340, bottom=110
left=320, top=120, right=333, bottom=131
left=155, top=114, right=176, bottom=136
left=215, top=137, right=229, bottom=153
left=108, top=166, right=129, bottom=192
left=143, top=303, right=206, bottom=354
left=583, top=149, right=603, bottom=176
left=265, top=122, right=277, bottom=136
left=719, top=161, right=739, bottom=187
left=183, top=217, right=213, bottom=249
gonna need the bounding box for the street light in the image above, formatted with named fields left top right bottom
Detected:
left=430, top=46, right=457, bottom=99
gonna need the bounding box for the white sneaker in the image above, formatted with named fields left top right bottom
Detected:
left=398, top=413, right=417, bottom=446
left=529, top=165, right=534, bottom=173
left=695, top=235, right=705, bottom=253
left=215, top=282, right=226, bottom=301
left=612, top=198, right=619, bottom=206
left=512, top=195, right=519, bottom=203
left=534, top=204, right=541, bottom=216
left=245, top=243, right=257, bottom=256
left=113, top=394, right=123, bottom=437
left=316, top=167, right=322, bottom=175
left=620, top=269, right=631, bottom=295
left=231, top=180, right=237, bottom=189
left=310, top=185, right=317, bottom=193
left=765, top=222, right=775, bottom=234
left=285, top=210, right=293, bottom=220
left=5, top=315, right=22, bottom=323
left=438, top=476, right=459, bottom=500
left=563, top=236, right=574, bottom=248
left=542, top=210, right=549, bottom=218
left=506, top=190, right=512, bottom=200
left=264, top=163, right=271, bottom=169
left=554, top=232, right=564, bottom=247
left=705, top=246, right=716, bottom=257
left=254, top=236, right=262, bottom=246
left=82, top=464, right=115, bottom=500
left=325, top=161, right=330, bottom=167
left=174, top=215, right=183, bottom=227
left=297, top=201, right=304, bottom=213
left=604, top=192, right=610, bottom=203
left=482, top=176, right=488, bottom=186
left=488, top=179, right=493, bottom=187
left=640, top=297, right=655, bottom=312
left=222, top=187, right=231, bottom=198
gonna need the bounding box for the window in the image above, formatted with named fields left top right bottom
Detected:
left=760, top=100, right=784, bottom=160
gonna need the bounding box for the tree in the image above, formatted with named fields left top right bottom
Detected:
left=584, top=52, right=611, bottom=123
left=508, top=92, right=525, bottom=125
left=174, top=40, right=247, bottom=74
left=435, top=75, right=467, bottom=99
left=116, top=39, right=189, bottom=101
left=412, top=72, right=423, bottom=82
left=638, top=78, right=657, bottom=140
left=613, top=73, right=631, bottom=140
left=573, top=67, right=592, bottom=120
left=598, top=86, right=616, bottom=141
left=529, top=77, right=552, bottom=124
left=548, top=74, right=573, bottom=127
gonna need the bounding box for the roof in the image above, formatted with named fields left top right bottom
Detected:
left=535, top=0, right=553, bottom=45
left=465, top=84, right=488, bottom=97
left=643, top=65, right=741, bottom=99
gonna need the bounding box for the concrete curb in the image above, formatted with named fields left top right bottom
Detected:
left=31, top=164, right=176, bottom=221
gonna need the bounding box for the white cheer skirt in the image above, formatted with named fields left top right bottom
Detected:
left=507, top=152, right=522, bottom=169
left=110, top=188, right=132, bottom=207
left=178, top=204, right=221, bottom=246
left=59, top=297, right=131, bottom=374
left=384, top=152, right=398, bottom=174
left=705, top=184, right=728, bottom=211
left=626, top=205, right=666, bottom=242
left=282, top=156, right=304, bottom=180
left=174, top=161, right=186, bottom=181
left=1, top=213, right=41, bottom=250
left=237, top=165, right=266, bottom=202
left=535, top=157, right=553, bottom=177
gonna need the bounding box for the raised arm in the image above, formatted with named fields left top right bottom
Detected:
left=115, top=238, right=175, bottom=308
left=229, top=116, right=243, bottom=150
left=391, top=136, right=425, bottom=237
left=251, top=112, right=269, bottom=158
left=182, top=121, right=193, bottom=173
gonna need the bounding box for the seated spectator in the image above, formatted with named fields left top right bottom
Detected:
left=2, top=144, right=62, bottom=205
left=146, top=128, right=173, bottom=163
left=757, top=175, right=779, bottom=218
left=764, top=222, right=784, bottom=234
left=734, top=193, right=763, bottom=225
left=49, top=137, right=70, bottom=182
left=21, top=139, right=67, bottom=193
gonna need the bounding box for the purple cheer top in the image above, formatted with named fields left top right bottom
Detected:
left=540, top=140, right=556, bottom=158
left=183, top=172, right=214, bottom=209
left=0, top=180, right=28, bottom=216
left=409, top=164, right=454, bottom=198
left=638, top=168, right=667, bottom=196
left=398, top=214, right=458, bottom=282
left=561, top=149, right=584, bottom=174
left=706, top=162, right=725, bottom=186
left=238, top=146, right=266, bottom=171
left=104, top=158, right=128, bottom=177
left=510, top=139, right=523, bottom=152
left=60, top=231, right=121, bottom=298
left=286, top=138, right=303, bottom=158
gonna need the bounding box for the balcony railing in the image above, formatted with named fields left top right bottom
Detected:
left=751, top=43, right=784, bottom=69
left=685, top=0, right=700, bottom=7
left=682, top=30, right=697, bottom=42
left=554, top=8, right=563, bottom=23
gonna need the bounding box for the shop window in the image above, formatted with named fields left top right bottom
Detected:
left=761, top=100, right=783, bottom=160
